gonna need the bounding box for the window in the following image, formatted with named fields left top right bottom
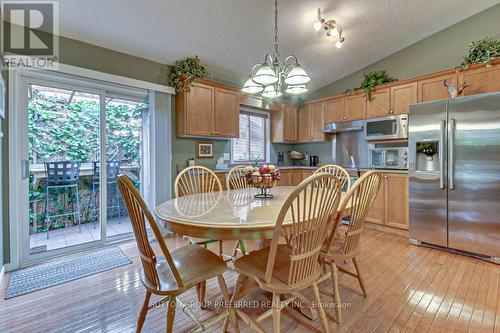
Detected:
left=232, top=111, right=270, bottom=163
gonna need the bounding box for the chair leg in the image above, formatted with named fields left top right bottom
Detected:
left=195, top=281, right=207, bottom=309
left=166, top=295, right=176, bottom=333
left=231, top=241, right=239, bottom=258
left=224, top=274, right=246, bottom=333
left=116, top=183, right=122, bottom=223
left=352, top=257, right=367, bottom=297
left=45, top=186, right=50, bottom=239
left=330, top=262, right=342, bottom=324
left=272, top=293, right=281, bottom=333
left=218, top=240, right=224, bottom=257
left=312, top=282, right=330, bottom=333
left=75, top=185, right=81, bottom=233
left=136, top=290, right=151, bottom=333
left=217, top=274, right=240, bottom=333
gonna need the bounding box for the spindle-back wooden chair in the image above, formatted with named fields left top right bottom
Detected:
left=226, top=165, right=252, bottom=257
left=318, top=170, right=382, bottom=323
left=313, top=164, right=351, bottom=190
left=117, top=175, right=236, bottom=333
left=174, top=166, right=223, bottom=306
left=228, top=173, right=343, bottom=333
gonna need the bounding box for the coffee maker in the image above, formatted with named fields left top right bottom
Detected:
left=309, top=156, right=319, bottom=167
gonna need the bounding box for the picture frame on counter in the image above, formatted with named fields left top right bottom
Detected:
left=196, top=141, right=213, bottom=158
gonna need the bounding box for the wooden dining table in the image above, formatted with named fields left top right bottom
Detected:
left=154, top=186, right=351, bottom=245
left=155, top=186, right=351, bottom=324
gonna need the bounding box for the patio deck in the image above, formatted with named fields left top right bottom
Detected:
left=29, top=216, right=133, bottom=252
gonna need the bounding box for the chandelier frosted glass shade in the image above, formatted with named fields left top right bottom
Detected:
left=252, top=64, right=279, bottom=85
left=242, top=77, right=264, bottom=94
left=284, top=65, right=311, bottom=85
left=261, top=85, right=282, bottom=99
left=285, top=84, right=308, bottom=95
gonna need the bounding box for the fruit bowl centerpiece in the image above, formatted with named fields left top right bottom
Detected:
left=242, top=164, right=281, bottom=199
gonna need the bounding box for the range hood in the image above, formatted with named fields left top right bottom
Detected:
left=322, top=120, right=365, bottom=133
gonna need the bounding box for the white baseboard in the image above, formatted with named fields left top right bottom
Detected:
left=0, top=265, right=5, bottom=287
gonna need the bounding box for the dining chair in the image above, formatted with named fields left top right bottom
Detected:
left=227, top=173, right=343, bottom=333
left=174, top=165, right=223, bottom=306
left=318, top=170, right=382, bottom=324
left=313, top=164, right=351, bottom=190
left=117, top=175, right=237, bottom=333
left=226, top=165, right=252, bottom=258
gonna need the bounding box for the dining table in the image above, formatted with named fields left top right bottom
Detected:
left=154, top=186, right=351, bottom=324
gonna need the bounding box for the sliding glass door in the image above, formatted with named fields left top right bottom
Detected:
left=16, top=73, right=149, bottom=264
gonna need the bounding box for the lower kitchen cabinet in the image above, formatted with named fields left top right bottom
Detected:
left=290, top=170, right=303, bottom=186
left=364, top=172, right=409, bottom=230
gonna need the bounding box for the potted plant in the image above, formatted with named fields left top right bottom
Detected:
left=458, top=37, right=500, bottom=70
left=169, top=56, right=208, bottom=93
left=359, top=70, right=397, bottom=101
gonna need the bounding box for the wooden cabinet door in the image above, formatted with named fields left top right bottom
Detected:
left=310, top=102, right=325, bottom=141
left=459, top=64, right=500, bottom=96
left=214, top=88, right=239, bottom=137
left=185, top=83, right=215, bottom=136
left=283, top=104, right=297, bottom=142
left=216, top=173, right=226, bottom=190
left=297, top=105, right=311, bottom=142
left=301, top=169, right=314, bottom=181
left=324, top=97, right=344, bottom=123
left=344, top=93, right=366, bottom=121
left=384, top=173, right=409, bottom=230
left=418, top=72, right=457, bottom=102
left=365, top=178, right=385, bottom=225
left=366, top=88, right=390, bottom=118
left=279, top=170, right=290, bottom=186
left=391, top=82, right=417, bottom=115
left=290, top=170, right=302, bottom=186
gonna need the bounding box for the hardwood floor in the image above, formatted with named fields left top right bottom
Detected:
left=0, top=229, right=498, bottom=332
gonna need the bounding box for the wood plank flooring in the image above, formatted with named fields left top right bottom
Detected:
left=0, top=229, right=498, bottom=332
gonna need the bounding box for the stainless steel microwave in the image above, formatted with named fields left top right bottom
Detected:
left=365, top=115, right=408, bottom=141
left=369, top=147, right=408, bottom=169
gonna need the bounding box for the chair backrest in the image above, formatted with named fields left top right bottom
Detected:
left=313, top=164, right=351, bottom=190
left=174, top=166, right=222, bottom=198
left=324, top=170, right=382, bottom=257
left=226, top=165, right=252, bottom=190
left=117, top=175, right=183, bottom=290
left=45, top=161, right=81, bottom=185
left=92, top=161, right=121, bottom=182
left=265, top=173, right=342, bottom=286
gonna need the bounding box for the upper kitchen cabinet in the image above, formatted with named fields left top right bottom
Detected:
left=390, top=82, right=417, bottom=115
left=343, top=92, right=366, bottom=121
left=271, top=102, right=297, bottom=143
left=176, top=80, right=240, bottom=138
left=418, top=71, right=457, bottom=102
left=324, top=96, right=344, bottom=123
left=458, top=61, right=500, bottom=96
left=297, top=102, right=326, bottom=143
left=366, top=88, right=391, bottom=118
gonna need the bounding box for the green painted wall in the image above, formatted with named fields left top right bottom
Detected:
left=308, top=4, right=500, bottom=100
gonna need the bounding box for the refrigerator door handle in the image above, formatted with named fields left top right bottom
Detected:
left=439, top=120, right=446, bottom=189
left=448, top=118, right=456, bottom=190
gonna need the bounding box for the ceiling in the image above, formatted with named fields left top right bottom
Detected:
left=51, top=0, right=499, bottom=90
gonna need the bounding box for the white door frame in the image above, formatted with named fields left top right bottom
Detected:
left=5, top=64, right=175, bottom=271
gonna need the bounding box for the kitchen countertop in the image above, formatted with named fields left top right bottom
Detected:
left=213, top=165, right=320, bottom=173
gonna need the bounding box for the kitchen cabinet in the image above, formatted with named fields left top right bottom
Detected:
left=297, top=102, right=326, bottom=143
left=297, top=105, right=311, bottom=142
left=366, top=88, right=390, bottom=118
left=290, top=169, right=303, bottom=186
left=458, top=62, right=500, bottom=96
left=418, top=72, right=457, bottom=102
left=271, top=102, right=297, bottom=143
left=324, top=97, right=344, bottom=123
left=343, top=93, right=366, bottom=121
left=364, top=172, right=409, bottom=230
left=176, top=81, right=239, bottom=138
left=390, top=82, right=417, bottom=115
left=216, top=173, right=226, bottom=190
left=278, top=170, right=290, bottom=186
left=301, top=169, right=314, bottom=181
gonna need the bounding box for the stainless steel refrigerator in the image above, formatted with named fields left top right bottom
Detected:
left=409, top=92, right=500, bottom=263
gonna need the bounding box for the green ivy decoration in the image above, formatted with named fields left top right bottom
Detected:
left=169, top=56, right=208, bottom=93
left=458, top=37, right=500, bottom=70
left=360, top=70, right=397, bottom=101
left=294, top=96, right=305, bottom=109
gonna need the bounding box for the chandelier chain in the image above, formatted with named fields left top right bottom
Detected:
left=274, top=0, right=279, bottom=58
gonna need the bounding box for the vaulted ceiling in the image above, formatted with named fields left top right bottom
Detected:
left=54, top=0, right=499, bottom=90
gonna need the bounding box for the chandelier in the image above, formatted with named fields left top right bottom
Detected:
left=242, top=0, right=311, bottom=99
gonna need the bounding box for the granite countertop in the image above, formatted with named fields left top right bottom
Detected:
left=213, top=165, right=320, bottom=173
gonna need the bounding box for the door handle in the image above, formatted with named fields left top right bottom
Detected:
left=21, top=159, right=30, bottom=180
left=448, top=118, right=455, bottom=190
left=439, top=120, right=446, bottom=189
